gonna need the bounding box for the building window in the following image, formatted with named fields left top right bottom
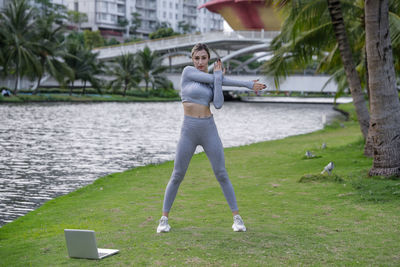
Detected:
left=169, top=12, right=172, bottom=19
left=109, top=3, right=116, bottom=12
left=163, top=12, right=166, bottom=19
left=169, top=2, right=172, bottom=8
left=163, top=1, right=166, bottom=8
left=175, top=14, right=178, bottom=19
left=74, top=1, right=78, bottom=11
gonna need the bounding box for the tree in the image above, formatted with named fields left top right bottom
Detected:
left=78, top=50, right=105, bottom=95
left=263, top=0, right=400, bottom=150
left=326, top=0, right=370, bottom=140
left=136, top=46, right=169, bottom=93
left=66, top=31, right=85, bottom=46
left=178, top=20, right=191, bottom=34
left=365, top=0, right=400, bottom=177
left=0, top=0, right=41, bottom=94
left=106, top=38, right=120, bottom=46
left=108, top=53, right=140, bottom=96
left=33, top=0, right=68, bottom=24
left=130, top=12, right=142, bottom=37
left=118, top=17, right=129, bottom=37
left=32, top=13, right=73, bottom=94
left=83, top=30, right=104, bottom=49
left=63, top=39, right=103, bottom=95
left=149, top=27, right=180, bottom=39
left=67, top=10, right=87, bottom=31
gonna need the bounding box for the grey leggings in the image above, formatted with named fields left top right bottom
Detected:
left=162, top=115, right=238, bottom=213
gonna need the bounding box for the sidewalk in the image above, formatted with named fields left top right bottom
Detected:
left=240, top=96, right=353, bottom=104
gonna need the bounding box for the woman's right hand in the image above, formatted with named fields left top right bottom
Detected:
left=252, top=79, right=267, bottom=91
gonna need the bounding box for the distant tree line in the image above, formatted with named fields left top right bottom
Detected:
left=0, top=0, right=176, bottom=97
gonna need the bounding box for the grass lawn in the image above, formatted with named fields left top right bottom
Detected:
left=0, top=94, right=180, bottom=103
left=1, top=104, right=399, bottom=266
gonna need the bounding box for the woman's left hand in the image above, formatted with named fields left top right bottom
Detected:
left=214, top=59, right=226, bottom=75
left=252, top=79, right=267, bottom=91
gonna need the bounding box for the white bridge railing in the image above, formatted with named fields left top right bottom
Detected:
left=94, top=31, right=280, bottom=60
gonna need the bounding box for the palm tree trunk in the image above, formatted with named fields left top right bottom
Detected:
left=363, top=47, right=374, bottom=157
left=123, top=83, right=127, bottom=97
left=13, top=63, right=20, bottom=95
left=365, top=0, right=400, bottom=177
left=82, top=81, right=87, bottom=95
left=70, top=81, right=74, bottom=96
left=33, top=74, right=42, bottom=95
left=326, top=0, right=370, bottom=139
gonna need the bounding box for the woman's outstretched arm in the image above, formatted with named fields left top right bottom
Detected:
left=222, top=76, right=254, bottom=89
left=183, top=66, right=255, bottom=89
left=183, top=66, right=265, bottom=91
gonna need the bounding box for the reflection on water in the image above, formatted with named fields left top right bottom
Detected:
left=0, top=102, right=341, bottom=225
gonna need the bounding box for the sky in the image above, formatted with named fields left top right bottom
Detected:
left=223, top=20, right=234, bottom=32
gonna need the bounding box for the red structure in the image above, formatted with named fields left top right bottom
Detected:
left=198, top=0, right=282, bottom=31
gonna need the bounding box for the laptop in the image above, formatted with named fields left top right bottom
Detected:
left=64, top=229, right=119, bottom=260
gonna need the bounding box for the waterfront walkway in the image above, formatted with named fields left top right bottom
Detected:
left=240, top=96, right=353, bottom=104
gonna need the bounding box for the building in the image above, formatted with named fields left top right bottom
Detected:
left=0, top=0, right=11, bottom=9
left=64, top=0, right=224, bottom=40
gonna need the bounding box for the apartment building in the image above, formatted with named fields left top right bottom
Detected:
left=0, top=0, right=11, bottom=9
left=65, top=0, right=224, bottom=39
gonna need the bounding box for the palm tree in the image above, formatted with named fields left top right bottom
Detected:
left=108, top=53, right=140, bottom=96
left=263, top=0, right=400, bottom=148
left=326, top=0, right=369, bottom=139
left=63, top=40, right=84, bottom=95
left=136, top=46, right=168, bottom=94
left=78, top=50, right=105, bottom=95
left=365, top=0, right=400, bottom=177
left=63, top=38, right=105, bottom=96
left=0, top=0, right=41, bottom=94
left=0, top=24, right=7, bottom=80
left=32, top=14, right=73, bottom=94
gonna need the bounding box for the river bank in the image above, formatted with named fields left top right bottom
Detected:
left=0, top=93, right=180, bottom=103
left=1, top=104, right=399, bottom=266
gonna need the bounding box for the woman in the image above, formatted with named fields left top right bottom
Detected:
left=157, top=43, right=266, bottom=233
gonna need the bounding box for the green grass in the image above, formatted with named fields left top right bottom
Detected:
left=1, top=104, right=400, bottom=266
left=0, top=94, right=180, bottom=103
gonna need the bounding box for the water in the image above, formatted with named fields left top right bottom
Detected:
left=0, top=102, right=342, bottom=226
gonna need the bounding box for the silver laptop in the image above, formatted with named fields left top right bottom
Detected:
left=64, top=229, right=119, bottom=260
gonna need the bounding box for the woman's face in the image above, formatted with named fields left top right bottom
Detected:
left=192, top=50, right=209, bottom=72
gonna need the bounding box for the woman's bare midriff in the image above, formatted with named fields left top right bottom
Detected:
left=183, top=102, right=212, bottom=118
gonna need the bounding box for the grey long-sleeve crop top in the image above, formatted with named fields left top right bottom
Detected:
left=180, top=66, right=254, bottom=109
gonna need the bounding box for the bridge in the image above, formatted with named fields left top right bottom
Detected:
left=93, top=31, right=338, bottom=94
left=93, top=30, right=279, bottom=73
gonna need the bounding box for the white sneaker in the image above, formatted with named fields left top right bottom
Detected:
left=232, top=215, right=247, bottom=232
left=157, top=216, right=171, bottom=233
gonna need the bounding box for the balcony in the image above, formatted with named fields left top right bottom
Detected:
left=117, top=5, right=125, bottom=14
left=183, top=0, right=197, bottom=7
